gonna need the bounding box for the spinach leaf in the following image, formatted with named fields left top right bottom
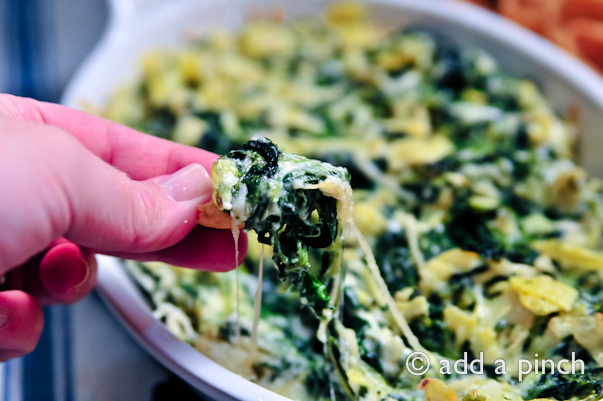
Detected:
left=211, top=137, right=351, bottom=313
left=526, top=370, right=603, bottom=400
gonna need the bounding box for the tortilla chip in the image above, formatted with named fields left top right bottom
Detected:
left=198, top=201, right=236, bottom=229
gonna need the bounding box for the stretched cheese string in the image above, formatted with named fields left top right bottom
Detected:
left=348, top=223, right=423, bottom=352
left=249, top=244, right=265, bottom=361
left=231, top=218, right=241, bottom=343
left=310, top=179, right=430, bottom=356
left=225, top=168, right=434, bottom=366
left=351, top=222, right=440, bottom=368
left=337, top=232, right=346, bottom=320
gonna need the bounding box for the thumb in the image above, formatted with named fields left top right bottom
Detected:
left=66, top=162, right=215, bottom=253
left=0, top=119, right=214, bottom=269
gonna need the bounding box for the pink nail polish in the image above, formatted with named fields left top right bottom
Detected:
left=0, top=304, right=9, bottom=328
left=157, top=163, right=213, bottom=202
left=40, top=243, right=90, bottom=294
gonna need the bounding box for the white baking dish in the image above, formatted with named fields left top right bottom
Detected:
left=62, top=0, right=603, bottom=400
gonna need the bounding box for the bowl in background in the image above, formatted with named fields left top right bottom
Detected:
left=62, top=0, right=603, bottom=400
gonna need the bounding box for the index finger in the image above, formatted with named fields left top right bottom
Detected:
left=0, top=94, right=218, bottom=180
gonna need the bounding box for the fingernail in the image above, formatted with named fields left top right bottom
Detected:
left=157, top=163, right=213, bottom=202
left=40, top=243, right=90, bottom=294
left=0, top=305, right=8, bottom=328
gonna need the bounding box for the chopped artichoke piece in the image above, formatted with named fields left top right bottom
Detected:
left=387, top=136, right=455, bottom=171
left=532, top=240, right=603, bottom=271
left=418, top=378, right=458, bottom=401
left=510, top=275, right=578, bottom=316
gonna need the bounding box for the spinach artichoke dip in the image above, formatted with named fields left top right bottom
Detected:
left=104, top=3, right=603, bottom=400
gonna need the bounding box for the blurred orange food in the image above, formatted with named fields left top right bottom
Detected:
left=462, top=0, right=603, bottom=73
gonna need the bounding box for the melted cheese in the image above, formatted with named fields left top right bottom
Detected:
left=249, top=244, right=265, bottom=361
left=231, top=218, right=241, bottom=343
left=350, top=224, right=429, bottom=357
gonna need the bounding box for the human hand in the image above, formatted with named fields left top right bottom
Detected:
left=0, top=94, right=247, bottom=361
